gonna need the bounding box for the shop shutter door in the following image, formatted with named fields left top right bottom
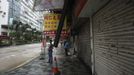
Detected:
left=93, top=0, right=134, bottom=75
left=78, top=21, right=92, bottom=67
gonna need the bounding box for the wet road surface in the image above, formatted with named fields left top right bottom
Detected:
left=0, top=43, right=41, bottom=72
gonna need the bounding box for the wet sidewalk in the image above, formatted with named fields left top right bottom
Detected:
left=4, top=45, right=91, bottom=75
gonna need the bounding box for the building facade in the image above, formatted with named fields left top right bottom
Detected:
left=0, top=0, right=9, bottom=36
left=72, top=0, right=134, bottom=75
left=8, top=0, right=43, bottom=31
left=20, top=0, right=43, bottom=31
left=8, top=0, right=21, bottom=22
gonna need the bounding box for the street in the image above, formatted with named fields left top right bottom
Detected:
left=0, top=43, right=41, bottom=72
left=1, top=0, right=134, bottom=75
left=5, top=44, right=91, bottom=75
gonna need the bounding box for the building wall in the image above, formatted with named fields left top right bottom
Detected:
left=8, top=0, right=21, bottom=21
left=0, top=0, right=9, bottom=35
left=93, top=0, right=134, bottom=75
left=8, top=0, right=43, bottom=31
left=20, top=0, right=43, bottom=31
left=74, top=0, right=134, bottom=75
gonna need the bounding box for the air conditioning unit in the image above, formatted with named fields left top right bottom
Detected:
left=0, top=10, right=2, bottom=13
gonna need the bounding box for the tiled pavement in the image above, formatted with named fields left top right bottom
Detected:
left=4, top=45, right=91, bottom=75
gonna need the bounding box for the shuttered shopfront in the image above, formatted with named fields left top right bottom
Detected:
left=77, top=21, right=92, bottom=67
left=93, top=0, right=134, bottom=75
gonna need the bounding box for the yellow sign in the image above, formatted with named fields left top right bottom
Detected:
left=44, top=13, right=67, bottom=31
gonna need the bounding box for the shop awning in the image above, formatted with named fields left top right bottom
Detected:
left=33, top=0, right=69, bottom=47
left=33, top=0, right=64, bottom=11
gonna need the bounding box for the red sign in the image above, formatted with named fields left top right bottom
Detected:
left=44, top=30, right=69, bottom=38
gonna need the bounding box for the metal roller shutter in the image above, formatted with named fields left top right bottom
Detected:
left=77, top=21, right=92, bottom=67
left=93, top=0, right=134, bottom=75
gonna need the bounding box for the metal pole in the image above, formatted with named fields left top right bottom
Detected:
left=54, top=0, right=68, bottom=47
left=90, top=16, right=95, bottom=75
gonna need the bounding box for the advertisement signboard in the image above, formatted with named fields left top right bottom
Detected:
left=43, top=13, right=68, bottom=38
left=44, top=13, right=67, bottom=31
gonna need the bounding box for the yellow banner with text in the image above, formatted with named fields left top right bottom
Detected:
left=44, top=13, right=67, bottom=31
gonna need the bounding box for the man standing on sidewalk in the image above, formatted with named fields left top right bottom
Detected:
left=47, top=39, right=53, bottom=64
left=48, top=43, right=53, bottom=64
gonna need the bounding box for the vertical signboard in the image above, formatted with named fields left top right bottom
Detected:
left=44, top=13, right=68, bottom=38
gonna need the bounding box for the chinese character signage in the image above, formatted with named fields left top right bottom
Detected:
left=44, top=30, right=69, bottom=38
left=44, top=13, right=67, bottom=31
left=43, top=13, right=68, bottom=38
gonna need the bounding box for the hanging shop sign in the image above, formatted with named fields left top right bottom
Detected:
left=44, top=13, right=67, bottom=31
